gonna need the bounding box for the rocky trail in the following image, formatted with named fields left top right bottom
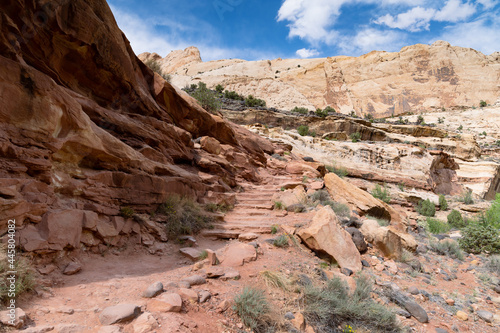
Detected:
left=203, top=175, right=305, bottom=238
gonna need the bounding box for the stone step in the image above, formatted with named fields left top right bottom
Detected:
left=235, top=197, right=273, bottom=203
left=226, top=209, right=271, bottom=216
left=236, top=193, right=276, bottom=200
left=234, top=203, right=274, bottom=210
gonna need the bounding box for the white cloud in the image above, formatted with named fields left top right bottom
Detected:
left=434, top=0, right=476, bottom=22
left=435, top=14, right=500, bottom=55
left=296, top=48, right=320, bottom=58
left=277, top=0, right=345, bottom=45
left=375, top=7, right=436, bottom=31
left=476, top=0, right=496, bottom=9
left=338, top=28, right=405, bottom=55
left=375, top=0, right=477, bottom=31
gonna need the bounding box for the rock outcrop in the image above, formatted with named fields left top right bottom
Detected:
left=0, top=0, right=274, bottom=252
left=298, top=206, right=362, bottom=272
left=147, top=43, right=500, bottom=117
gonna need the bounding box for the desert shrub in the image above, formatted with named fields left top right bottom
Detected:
left=326, top=201, right=351, bottom=218
left=157, top=195, right=213, bottom=235
left=364, top=113, right=374, bottom=122
left=417, top=199, right=435, bottom=217
left=439, top=195, right=448, bottom=211
left=215, top=84, right=224, bottom=93
left=292, top=106, right=309, bottom=114
left=428, top=239, right=464, bottom=260
left=459, top=223, right=500, bottom=254
left=398, top=249, right=416, bottom=264
left=458, top=125, right=463, bottom=131
left=315, top=108, right=329, bottom=118
left=325, top=165, right=348, bottom=178
left=144, top=58, right=171, bottom=82
left=485, top=193, right=500, bottom=228
left=366, top=215, right=390, bottom=227
left=234, top=287, right=273, bottom=332
left=260, top=270, right=290, bottom=291
left=303, top=275, right=401, bottom=333
left=310, top=190, right=331, bottom=203
left=120, top=206, right=135, bottom=218
left=350, top=132, right=361, bottom=143
left=480, top=100, right=487, bottom=107
left=224, top=90, right=244, bottom=100
left=416, top=115, right=424, bottom=124
left=324, top=106, right=336, bottom=114
left=438, top=117, right=444, bottom=124
left=0, top=245, right=36, bottom=304
left=271, top=225, right=279, bottom=234
left=273, top=235, right=289, bottom=248
left=273, top=201, right=284, bottom=210
left=426, top=218, right=450, bottom=234
left=297, top=125, right=310, bottom=136
left=371, top=184, right=391, bottom=203
left=191, top=82, right=222, bottom=114
left=447, top=210, right=466, bottom=229
left=486, top=255, right=500, bottom=275
left=459, top=190, right=474, bottom=205
left=245, top=95, right=266, bottom=107
left=205, top=203, right=233, bottom=213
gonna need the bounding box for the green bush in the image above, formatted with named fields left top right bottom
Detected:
left=144, top=58, right=172, bottom=82
left=326, top=201, right=351, bottom=218
left=233, top=287, right=272, bottom=332
left=371, top=184, right=391, bottom=203
left=366, top=215, right=390, bottom=227
left=447, top=209, right=466, bottom=229
left=350, top=132, right=361, bottom=143
left=310, top=190, right=331, bottom=203
left=459, top=223, right=500, bottom=254
left=324, top=106, right=336, bottom=114
left=273, top=201, right=284, bottom=210
left=417, top=115, right=424, bottom=124
left=215, top=84, right=224, bottom=93
left=297, top=125, right=310, bottom=136
left=428, top=239, right=464, bottom=260
left=326, top=165, right=348, bottom=178
left=191, top=82, right=222, bottom=114
left=439, top=195, right=448, bottom=211
left=364, top=113, right=374, bottom=122
left=459, top=190, right=474, bottom=205
left=0, top=245, right=36, bottom=304
left=458, top=125, right=463, bottom=131
left=480, top=100, right=487, bottom=107
left=304, top=276, right=401, bottom=332
left=224, top=90, right=244, bottom=100
left=157, top=195, right=213, bottom=235
left=485, top=193, right=500, bottom=228
left=292, top=106, right=309, bottom=114
left=426, top=218, right=450, bottom=234
left=486, top=255, right=500, bottom=275
left=417, top=199, right=435, bottom=217
left=273, top=235, right=289, bottom=248
left=245, top=95, right=266, bottom=107
left=315, top=108, right=329, bottom=118
left=120, top=206, right=135, bottom=218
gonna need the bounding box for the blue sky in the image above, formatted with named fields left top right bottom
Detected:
left=108, top=0, right=500, bottom=61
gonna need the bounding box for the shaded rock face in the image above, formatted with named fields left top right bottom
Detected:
left=153, top=43, right=500, bottom=117
left=428, top=152, right=462, bottom=195
left=0, top=0, right=274, bottom=251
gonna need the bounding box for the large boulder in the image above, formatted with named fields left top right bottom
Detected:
left=324, top=173, right=403, bottom=230
left=37, top=210, right=85, bottom=251
left=428, top=152, right=462, bottom=195
left=360, top=219, right=417, bottom=259
left=272, top=185, right=307, bottom=208
left=298, top=206, right=362, bottom=272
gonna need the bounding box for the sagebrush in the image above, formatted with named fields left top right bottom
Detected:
left=156, top=195, right=213, bottom=235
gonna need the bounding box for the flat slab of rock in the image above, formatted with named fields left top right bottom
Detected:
left=179, top=248, right=203, bottom=261
left=0, top=308, right=27, bottom=328
left=298, top=206, right=362, bottom=272
left=221, top=242, right=257, bottom=267
left=181, top=275, right=206, bottom=286
left=147, top=293, right=182, bottom=313
left=99, top=304, right=140, bottom=325
left=206, top=267, right=225, bottom=278
left=142, top=282, right=164, bottom=298
left=133, top=312, right=159, bottom=333
left=477, top=310, right=493, bottom=323
left=178, top=288, right=199, bottom=303
left=63, top=262, right=82, bottom=275
left=238, top=232, right=259, bottom=241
